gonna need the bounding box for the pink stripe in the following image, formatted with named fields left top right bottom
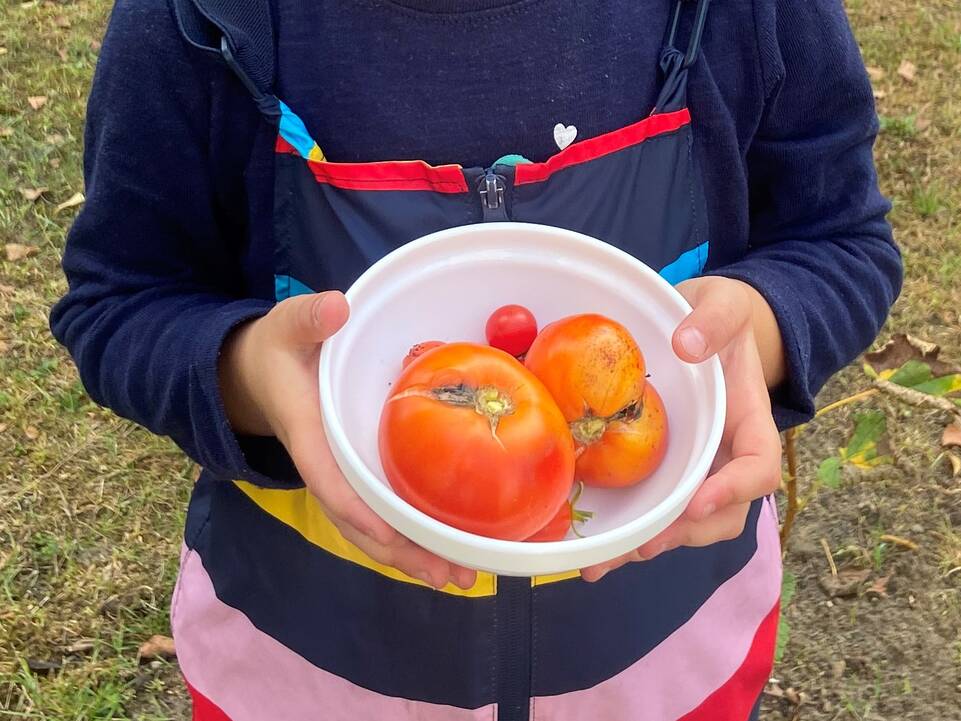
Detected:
left=532, top=497, right=782, bottom=721
left=170, top=551, right=494, bottom=721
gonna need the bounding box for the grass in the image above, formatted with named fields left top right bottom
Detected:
left=1, top=0, right=960, bottom=719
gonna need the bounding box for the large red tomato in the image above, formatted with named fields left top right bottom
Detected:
left=525, top=314, right=669, bottom=488
left=379, top=343, right=575, bottom=540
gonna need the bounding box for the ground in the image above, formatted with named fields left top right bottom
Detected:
left=0, top=0, right=959, bottom=719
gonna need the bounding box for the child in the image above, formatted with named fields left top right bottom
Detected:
left=51, top=0, right=902, bottom=718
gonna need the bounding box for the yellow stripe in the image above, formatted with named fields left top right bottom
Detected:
left=532, top=570, right=581, bottom=587
left=234, top=481, right=496, bottom=598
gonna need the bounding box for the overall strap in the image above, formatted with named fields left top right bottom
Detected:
left=666, top=0, right=711, bottom=69
left=654, top=0, right=711, bottom=113
left=172, top=0, right=277, bottom=107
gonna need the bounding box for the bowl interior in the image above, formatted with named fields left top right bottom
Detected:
left=321, top=223, right=722, bottom=546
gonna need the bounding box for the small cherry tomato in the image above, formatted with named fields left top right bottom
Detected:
left=486, top=305, right=538, bottom=357
left=402, top=341, right=445, bottom=369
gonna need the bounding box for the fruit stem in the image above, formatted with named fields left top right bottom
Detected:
left=569, top=481, right=594, bottom=538
left=570, top=398, right=644, bottom=446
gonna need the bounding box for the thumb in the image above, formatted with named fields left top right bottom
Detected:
left=274, top=291, right=350, bottom=346
left=672, top=279, right=753, bottom=363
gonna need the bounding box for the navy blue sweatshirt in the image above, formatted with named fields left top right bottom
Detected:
left=51, top=0, right=901, bottom=487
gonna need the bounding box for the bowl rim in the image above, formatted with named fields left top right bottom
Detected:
left=318, top=221, right=726, bottom=558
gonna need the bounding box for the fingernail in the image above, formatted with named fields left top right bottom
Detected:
left=415, top=572, right=434, bottom=586
left=630, top=550, right=646, bottom=562
left=701, top=502, right=717, bottom=519
left=593, top=567, right=611, bottom=582
left=677, top=327, right=708, bottom=360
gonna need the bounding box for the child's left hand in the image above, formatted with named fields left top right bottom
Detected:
left=580, top=276, right=784, bottom=582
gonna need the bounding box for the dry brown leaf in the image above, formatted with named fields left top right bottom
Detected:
left=897, top=59, right=917, bottom=82
left=866, top=66, right=885, bottom=82
left=55, top=192, right=84, bottom=213
left=819, top=568, right=871, bottom=598
left=864, top=334, right=960, bottom=377
left=27, top=95, right=48, bottom=111
left=946, top=452, right=961, bottom=478
left=54, top=15, right=71, bottom=28
left=137, top=635, right=176, bottom=662
left=866, top=574, right=891, bottom=599
left=0, top=127, right=13, bottom=138
left=25, top=426, right=40, bottom=440
left=5, top=243, right=39, bottom=262
left=943, top=420, right=961, bottom=449
left=19, top=187, right=47, bottom=202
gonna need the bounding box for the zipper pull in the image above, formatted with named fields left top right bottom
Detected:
left=477, top=170, right=509, bottom=222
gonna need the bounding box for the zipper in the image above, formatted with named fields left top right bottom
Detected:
left=496, top=576, right=532, bottom=721
left=477, top=168, right=510, bottom=222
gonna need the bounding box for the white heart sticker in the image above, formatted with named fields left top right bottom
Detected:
left=553, top=123, right=578, bottom=150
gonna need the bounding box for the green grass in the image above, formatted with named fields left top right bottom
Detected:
left=2, top=0, right=961, bottom=718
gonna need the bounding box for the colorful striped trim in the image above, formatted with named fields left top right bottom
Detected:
left=173, top=549, right=497, bottom=721
left=275, top=137, right=468, bottom=193
left=530, top=497, right=780, bottom=719
left=660, top=241, right=709, bottom=285
left=278, top=100, right=325, bottom=161
left=514, top=109, right=692, bottom=186
left=234, top=481, right=497, bottom=597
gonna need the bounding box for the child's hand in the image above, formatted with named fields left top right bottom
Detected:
left=581, top=277, right=784, bottom=582
left=219, top=292, right=477, bottom=590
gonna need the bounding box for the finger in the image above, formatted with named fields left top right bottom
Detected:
left=684, top=418, right=782, bottom=520
left=673, top=279, right=753, bottom=363
left=337, top=522, right=454, bottom=589
left=286, top=422, right=399, bottom=547
left=580, top=548, right=641, bottom=583
left=274, top=291, right=350, bottom=347
left=637, top=502, right=752, bottom=558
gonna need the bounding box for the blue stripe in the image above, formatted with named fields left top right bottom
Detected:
left=277, top=100, right=317, bottom=159
left=274, top=274, right=315, bottom=301
left=659, top=241, right=709, bottom=285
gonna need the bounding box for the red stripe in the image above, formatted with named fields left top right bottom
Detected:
left=677, top=601, right=779, bottom=721
left=514, top=108, right=691, bottom=186
left=186, top=680, right=233, bottom=721
left=274, top=137, right=468, bottom=193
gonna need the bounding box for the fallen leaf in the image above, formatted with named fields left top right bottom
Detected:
left=49, top=157, right=60, bottom=169
left=55, top=192, right=84, bottom=213
left=0, top=423, right=8, bottom=433
left=866, top=66, right=885, bottom=82
left=0, top=127, right=13, bottom=137
left=26, top=658, right=61, bottom=675
left=819, top=568, right=871, bottom=598
left=5, top=243, right=39, bottom=262
left=25, top=425, right=39, bottom=440
left=946, top=451, right=961, bottom=478
left=866, top=574, right=891, bottom=598
left=19, top=187, right=47, bottom=202
left=45, top=132, right=64, bottom=145
left=54, top=15, right=70, bottom=28
left=865, top=334, right=960, bottom=378
left=137, top=635, right=176, bottom=662
left=27, top=95, right=48, bottom=111
left=897, top=60, right=916, bottom=82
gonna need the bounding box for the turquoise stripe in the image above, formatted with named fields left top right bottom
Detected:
left=278, top=100, right=317, bottom=159
left=659, top=242, right=708, bottom=285
left=274, top=274, right=315, bottom=301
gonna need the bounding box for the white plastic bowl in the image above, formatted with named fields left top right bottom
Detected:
left=319, top=222, right=725, bottom=576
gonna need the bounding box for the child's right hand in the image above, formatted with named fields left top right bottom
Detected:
left=218, top=291, right=478, bottom=590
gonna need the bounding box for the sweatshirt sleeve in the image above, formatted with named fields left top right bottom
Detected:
left=49, top=0, right=291, bottom=486
left=709, top=0, right=903, bottom=429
